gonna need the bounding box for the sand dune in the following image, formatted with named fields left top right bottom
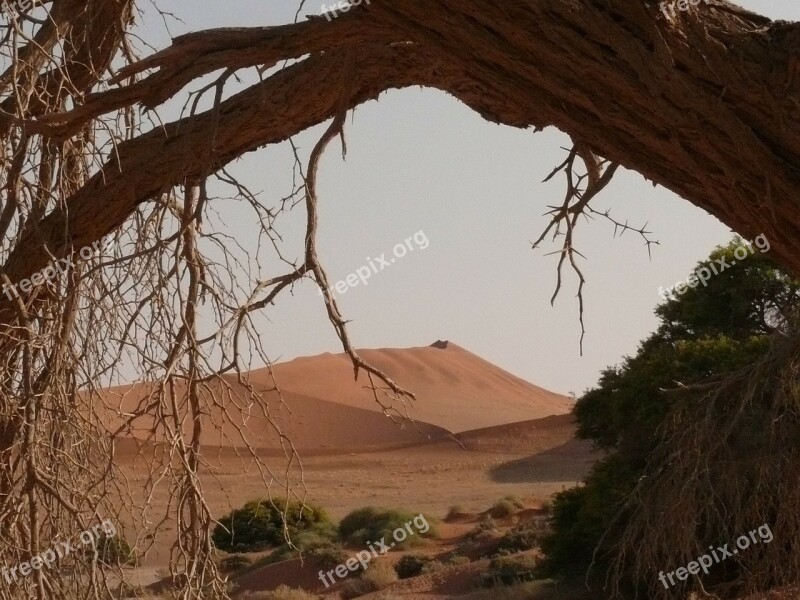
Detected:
left=259, top=340, right=572, bottom=433
left=101, top=340, right=571, bottom=451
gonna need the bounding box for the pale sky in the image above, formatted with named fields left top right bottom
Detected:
left=131, top=1, right=800, bottom=396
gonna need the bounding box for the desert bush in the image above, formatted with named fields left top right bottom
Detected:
left=493, top=519, right=550, bottom=556
left=395, top=554, right=433, bottom=579
left=91, top=533, right=136, bottom=566
left=219, top=554, right=252, bottom=573
left=444, top=553, right=471, bottom=566
left=212, top=499, right=333, bottom=553
left=308, top=543, right=348, bottom=570
left=420, top=559, right=446, bottom=574
left=479, top=555, right=539, bottom=588
left=465, top=515, right=497, bottom=543
left=340, top=560, right=397, bottom=599
left=338, top=507, right=436, bottom=547
left=489, top=495, right=525, bottom=518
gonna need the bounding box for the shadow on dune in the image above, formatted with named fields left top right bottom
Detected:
left=488, top=439, right=600, bottom=483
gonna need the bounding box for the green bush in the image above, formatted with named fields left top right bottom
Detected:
left=489, top=499, right=519, bottom=519
left=338, top=507, right=435, bottom=547
left=307, top=543, right=348, bottom=570
left=340, top=560, right=397, bottom=599
left=93, top=533, right=136, bottom=566
left=212, top=499, right=333, bottom=553
left=493, top=519, right=550, bottom=556
left=444, top=553, right=471, bottom=566
left=395, top=554, right=432, bottom=579
left=421, top=559, right=446, bottom=574
left=479, top=555, right=538, bottom=588
left=539, top=239, right=799, bottom=596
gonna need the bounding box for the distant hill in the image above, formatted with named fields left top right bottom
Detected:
left=101, top=341, right=571, bottom=451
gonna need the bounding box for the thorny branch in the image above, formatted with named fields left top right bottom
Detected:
left=533, top=142, right=658, bottom=352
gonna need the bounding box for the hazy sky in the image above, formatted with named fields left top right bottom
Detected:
left=134, top=1, right=800, bottom=396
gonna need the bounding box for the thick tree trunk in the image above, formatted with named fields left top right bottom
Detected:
left=3, top=0, right=800, bottom=320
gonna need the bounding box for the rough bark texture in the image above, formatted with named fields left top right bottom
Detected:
left=3, top=1, right=800, bottom=320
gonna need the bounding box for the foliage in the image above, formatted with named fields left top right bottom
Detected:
left=540, top=239, right=800, bottom=593
left=489, top=495, right=526, bottom=518
left=493, top=519, right=551, bottom=556
left=479, top=555, right=539, bottom=588
left=339, top=560, right=397, bottom=599
left=218, top=554, right=252, bottom=573
left=212, top=499, right=334, bottom=553
left=337, top=507, right=435, bottom=547
left=92, top=534, right=137, bottom=566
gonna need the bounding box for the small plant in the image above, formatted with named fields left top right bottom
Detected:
left=219, top=554, right=252, bottom=573
left=420, top=559, right=446, bottom=574
left=493, top=519, right=550, bottom=556
left=338, top=507, right=436, bottom=547
left=340, top=560, right=397, bottom=599
left=465, top=514, right=497, bottom=539
left=479, top=555, right=538, bottom=588
left=308, top=543, right=348, bottom=570
left=93, top=533, right=137, bottom=566
left=395, top=554, right=432, bottom=579
left=213, top=499, right=333, bottom=553
left=443, top=553, right=471, bottom=566
left=489, top=495, right=525, bottom=518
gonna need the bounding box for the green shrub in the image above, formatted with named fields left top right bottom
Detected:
left=489, top=496, right=525, bottom=518
left=338, top=507, right=435, bottom=547
left=212, top=499, right=333, bottom=553
left=493, top=519, right=550, bottom=556
left=219, top=554, right=251, bottom=573
left=464, top=515, right=497, bottom=543
left=479, top=555, right=539, bottom=588
left=92, top=533, right=136, bottom=566
left=340, top=560, right=397, bottom=599
left=444, top=553, right=471, bottom=566
left=307, top=543, right=348, bottom=570
left=395, top=554, right=432, bottom=579
left=421, top=559, right=446, bottom=574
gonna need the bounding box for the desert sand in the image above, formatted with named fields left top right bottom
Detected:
left=109, top=342, right=597, bottom=597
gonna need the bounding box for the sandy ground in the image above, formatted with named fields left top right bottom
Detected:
left=116, top=413, right=598, bottom=585
left=100, top=342, right=594, bottom=595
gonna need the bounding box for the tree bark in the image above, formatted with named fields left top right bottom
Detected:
left=3, top=0, right=800, bottom=319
